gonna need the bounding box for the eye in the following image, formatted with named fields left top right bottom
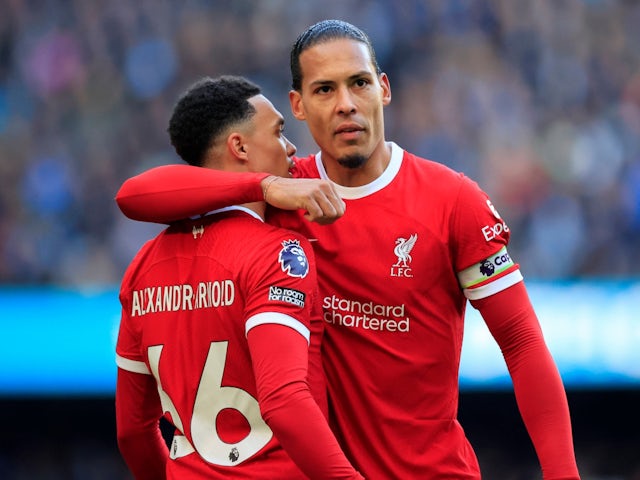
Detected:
left=354, top=78, right=370, bottom=88
left=314, top=85, right=332, bottom=95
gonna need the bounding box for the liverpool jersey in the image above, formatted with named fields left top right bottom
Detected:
left=116, top=207, right=320, bottom=479
left=271, top=142, right=522, bottom=479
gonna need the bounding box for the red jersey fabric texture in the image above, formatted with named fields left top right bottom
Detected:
left=275, top=144, right=516, bottom=478
left=116, top=207, right=362, bottom=479
left=115, top=142, right=580, bottom=479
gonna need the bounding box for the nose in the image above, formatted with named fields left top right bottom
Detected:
left=335, top=86, right=356, bottom=115
left=285, top=135, right=296, bottom=157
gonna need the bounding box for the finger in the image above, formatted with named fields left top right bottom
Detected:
left=303, top=202, right=326, bottom=223
left=304, top=198, right=344, bottom=225
left=318, top=191, right=345, bottom=218
left=303, top=211, right=334, bottom=225
left=314, top=198, right=341, bottom=220
left=324, top=184, right=346, bottom=215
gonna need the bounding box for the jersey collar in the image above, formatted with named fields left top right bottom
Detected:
left=314, top=142, right=403, bottom=200
left=192, top=205, right=263, bottom=222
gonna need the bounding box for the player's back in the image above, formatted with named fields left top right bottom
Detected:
left=120, top=207, right=311, bottom=479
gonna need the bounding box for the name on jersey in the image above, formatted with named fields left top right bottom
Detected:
left=323, top=295, right=410, bottom=333
left=268, top=285, right=306, bottom=308
left=131, top=281, right=235, bottom=317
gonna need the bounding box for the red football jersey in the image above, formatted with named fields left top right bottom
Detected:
left=114, top=145, right=580, bottom=478
left=114, top=144, right=579, bottom=479
left=116, top=207, right=321, bottom=479
left=271, top=143, right=522, bottom=479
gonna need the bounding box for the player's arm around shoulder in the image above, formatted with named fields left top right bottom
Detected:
left=261, top=175, right=345, bottom=224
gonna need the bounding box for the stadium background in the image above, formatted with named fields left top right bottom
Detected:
left=0, top=0, right=639, bottom=478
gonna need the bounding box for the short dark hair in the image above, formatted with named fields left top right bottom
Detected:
left=168, top=75, right=261, bottom=166
left=290, top=19, right=381, bottom=91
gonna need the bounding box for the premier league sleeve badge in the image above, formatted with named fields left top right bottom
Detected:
left=278, top=239, right=309, bottom=278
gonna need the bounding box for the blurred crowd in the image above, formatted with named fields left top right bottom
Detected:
left=2, top=3, right=638, bottom=479
left=1, top=0, right=640, bottom=285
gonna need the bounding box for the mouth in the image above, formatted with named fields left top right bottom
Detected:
left=335, top=124, right=363, bottom=134
left=335, top=124, right=364, bottom=141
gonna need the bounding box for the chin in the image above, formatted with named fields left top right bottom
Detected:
left=337, top=153, right=367, bottom=169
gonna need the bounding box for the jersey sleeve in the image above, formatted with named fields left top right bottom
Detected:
left=240, top=227, right=329, bottom=413
left=306, top=299, right=329, bottom=416
left=116, top=368, right=168, bottom=480
left=247, top=324, right=363, bottom=480
left=452, top=176, right=523, bottom=300
left=115, top=254, right=169, bottom=479
left=242, top=230, right=360, bottom=478
left=471, top=283, right=580, bottom=479
left=242, top=231, right=319, bottom=340
left=115, top=246, right=153, bottom=374
left=116, top=165, right=268, bottom=223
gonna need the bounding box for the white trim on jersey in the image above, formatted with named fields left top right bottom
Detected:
left=314, top=142, right=403, bottom=199
left=116, top=354, right=151, bottom=375
left=191, top=205, right=264, bottom=222
left=458, top=246, right=516, bottom=289
left=463, top=270, right=524, bottom=301
left=245, top=312, right=310, bottom=344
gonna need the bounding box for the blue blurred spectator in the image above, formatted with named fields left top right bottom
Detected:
left=1, top=0, right=639, bottom=286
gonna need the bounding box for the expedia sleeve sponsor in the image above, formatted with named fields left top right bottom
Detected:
left=268, top=285, right=306, bottom=308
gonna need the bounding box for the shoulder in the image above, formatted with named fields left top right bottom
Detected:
left=120, top=232, right=166, bottom=291
left=227, top=213, right=310, bottom=246
left=399, top=149, right=484, bottom=201
left=237, top=222, right=316, bottom=282
left=220, top=215, right=314, bottom=263
left=291, top=154, right=320, bottom=179
left=258, top=223, right=315, bottom=261
left=402, top=150, right=466, bottom=184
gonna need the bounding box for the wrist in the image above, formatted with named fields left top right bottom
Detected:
left=262, top=176, right=279, bottom=202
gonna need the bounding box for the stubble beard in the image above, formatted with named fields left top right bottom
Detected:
left=337, top=154, right=367, bottom=169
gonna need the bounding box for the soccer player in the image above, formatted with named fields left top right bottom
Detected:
left=115, top=75, right=363, bottom=480
left=116, top=21, right=581, bottom=479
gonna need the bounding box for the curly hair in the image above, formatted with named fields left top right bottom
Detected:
left=168, top=75, right=261, bottom=166
left=290, top=19, right=381, bottom=91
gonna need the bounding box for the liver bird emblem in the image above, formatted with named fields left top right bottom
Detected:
left=393, top=234, right=418, bottom=267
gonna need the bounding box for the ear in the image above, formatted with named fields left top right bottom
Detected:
left=289, top=90, right=306, bottom=121
left=380, top=73, right=391, bottom=106
left=227, top=132, right=249, bottom=163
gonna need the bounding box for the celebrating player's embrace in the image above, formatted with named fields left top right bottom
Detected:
left=116, top=19, right=581, bottom=480
left=115, top=76, right=363, bottom=479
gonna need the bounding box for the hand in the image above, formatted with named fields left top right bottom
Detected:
left=261, top=176, right=345, bottom=224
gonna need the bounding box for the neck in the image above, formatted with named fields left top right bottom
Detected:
left=322, top=141, right=392, bottom=187
left=240, top=201, right=266, bottom=220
